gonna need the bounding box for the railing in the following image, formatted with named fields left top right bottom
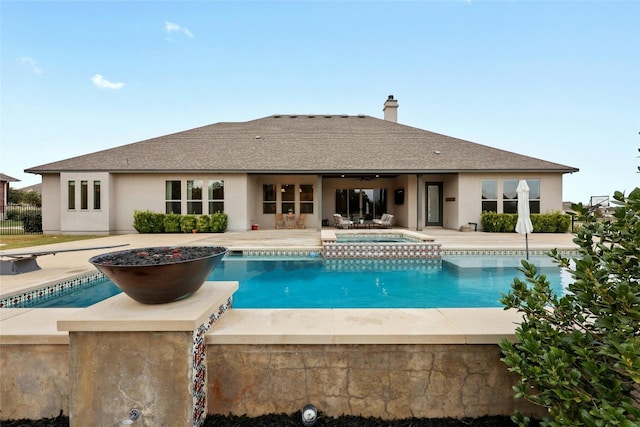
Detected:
left=0, top=203, right=43, bottom=235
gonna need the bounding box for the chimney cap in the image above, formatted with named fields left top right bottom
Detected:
left=388, top=95, right=394, bottom=100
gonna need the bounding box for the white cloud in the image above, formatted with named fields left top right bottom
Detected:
left=18, top=56, right=43, bottom=74
left=164, top=21, right=194, bottom=39
left=91, top=74, right=125, bottom=90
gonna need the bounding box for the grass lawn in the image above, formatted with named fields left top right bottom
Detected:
left=0, top=235, right=104, bottom=251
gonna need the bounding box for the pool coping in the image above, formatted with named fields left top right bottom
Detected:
left=0, top=305, right=522, bottom=345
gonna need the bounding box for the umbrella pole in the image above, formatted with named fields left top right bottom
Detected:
left=525, top=233, right=529, bottom=260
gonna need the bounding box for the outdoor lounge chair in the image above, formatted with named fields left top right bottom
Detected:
left=295, top=213, right=307, bottom=229
left=275, top=213, right=285, bottom=229
left=372, top=214, right=394, bottom=228
left=333, top=214, right=353, bottom=229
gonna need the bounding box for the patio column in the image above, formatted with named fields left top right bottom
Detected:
left=317, top=175, right=323, bottom=230
left=416, top=174, right=423, bottom=231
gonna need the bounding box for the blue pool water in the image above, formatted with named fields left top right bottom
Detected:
left=335, top=234, right=419, bottom=243
left=16, top=256, right=568, bottom=309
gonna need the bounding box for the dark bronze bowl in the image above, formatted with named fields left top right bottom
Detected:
left=89, top=246, right=227, bottom=304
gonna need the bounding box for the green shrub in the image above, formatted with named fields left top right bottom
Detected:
left=499, top=188, right=640, bottom=426
left=133, top=210, right=154, bottom=233
left=481, top=211, right=571, bottom=233
left=481, top=211, right=517, bottom=232
left=180, top=215, right=197, bottom=233
left=210, top=211, right=228, bottom=233
left=196, top=215, right=211, bottom=232
left=21, top=211, right=42, bottom=233
left=5, top=207, right=22, bottom=221
left=163, top=213, right=181, bottom=233
left=150, top=213, right=165, bottom=233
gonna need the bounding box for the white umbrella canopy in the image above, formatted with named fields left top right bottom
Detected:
left=515, top=179, right=534, bottom=259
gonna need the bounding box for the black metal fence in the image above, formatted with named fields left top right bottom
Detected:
left=0, top=203, right=43, bottom=235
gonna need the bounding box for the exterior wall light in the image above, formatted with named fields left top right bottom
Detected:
left=301, top=403, right=318, bottom=426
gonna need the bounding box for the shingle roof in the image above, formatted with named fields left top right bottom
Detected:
left=1, top=173, right=20, bottom=182
left=25, top=115, right=578, bottom=174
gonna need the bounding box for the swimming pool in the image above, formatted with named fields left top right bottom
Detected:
left=11, top=255, right=567, bottom=309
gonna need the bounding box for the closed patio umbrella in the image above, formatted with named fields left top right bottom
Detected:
left=515, top=179, right=534, bottom=259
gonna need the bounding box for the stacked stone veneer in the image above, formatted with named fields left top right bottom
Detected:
left=323, top=242, right=442, bottom=259
left=206, top=343, right=544, bottom=419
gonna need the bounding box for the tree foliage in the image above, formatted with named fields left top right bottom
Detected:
left=8, top=188, right=42, bottom=207
left=500, top=187, right=640, bottom=426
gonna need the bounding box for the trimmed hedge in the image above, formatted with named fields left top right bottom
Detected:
left=481, top=211, right=570, bottom=233
left=132, top=210, right=226, bottom=234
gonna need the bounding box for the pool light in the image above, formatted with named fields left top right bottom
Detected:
left=301, top=403, right=317, bottom=426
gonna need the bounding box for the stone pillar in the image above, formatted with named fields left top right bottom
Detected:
left=58, top=281, right=237, bottom=427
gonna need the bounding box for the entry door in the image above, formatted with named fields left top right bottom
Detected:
left=425, top=182, right=443, bottom=227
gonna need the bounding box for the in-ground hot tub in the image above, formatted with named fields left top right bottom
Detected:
left=321, top=229, right=441, bottom=259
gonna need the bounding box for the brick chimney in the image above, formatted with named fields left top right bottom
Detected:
left=383, top=95, right=398, bottom=122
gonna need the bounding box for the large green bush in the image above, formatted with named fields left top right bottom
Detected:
left=163, top=213, right=182, bottom=233
left=499, top=188, right=640, bottom=426
left=21, top=211, right=42, bottom=233
left=196, top=214, right=211, bottom=232
left=133, top=210, right=154, bottom=233
left=210, top=211, right=228, bottom=233
left=132, top=211, right=220, bottom=233
left=180, top=215, right=197, bottom=233
left=481, top=211, right=570, bottom=233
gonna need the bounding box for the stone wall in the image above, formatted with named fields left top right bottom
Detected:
left=207, top=343, right=544, bottom=419
left=0, top=344, right=70, bottom=420
left=1, top=342, right=545, bottom=421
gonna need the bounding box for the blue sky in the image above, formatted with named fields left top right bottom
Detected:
left=1, top=0, right=638, bottom=204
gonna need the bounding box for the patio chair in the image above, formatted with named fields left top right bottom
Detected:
left=275, top=213, right=285, bottom=229
left=333, top=213, right=353, bottom=229
left=295, top=213, right=307, bottom=229
left=372, top=214, right=394, bottom=228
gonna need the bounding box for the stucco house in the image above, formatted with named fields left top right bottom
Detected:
left=25, top=96, right=578, bottom=234
left=0, top=173, right=20, bottom=220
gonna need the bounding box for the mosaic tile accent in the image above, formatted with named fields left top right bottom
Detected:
left=322, top=242, right=442, bottom=259
left=0, top=271, right=104, bottom=308
left=324, top=257, right=442, bottom=271
left=241, top=249, right=321, bottom=257
left=191, top=296, right=232, bottom=427
left=441, top=249, right=580, bottom=257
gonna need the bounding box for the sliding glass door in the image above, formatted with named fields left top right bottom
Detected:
left=335, top=188, right=387, bottom=220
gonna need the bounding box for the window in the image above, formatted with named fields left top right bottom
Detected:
left=68, top=181, right=76, bottom=210
left=503, top=179, right=540, bottom=214
left=502, top=180, right=519, bottom=214
left=80, top=181, right=88, bottom=210
left=281, top=184, right=295, bottom=214
left=208, top=180, right=224, bottom=213
left=187, top=180, right=203, bottom=214
left=335, top=188, right=386, bottom=220
left=93, top=181, right=101, bottom=210
left=165, top=180, right=181, bottom=214
left=481, top=180, right=498, bottom=212
left=299, top=185, right=314, bottom=214
left=527, top=179, right=541, bottom=214
left=263, top=184, right=276, bottom=214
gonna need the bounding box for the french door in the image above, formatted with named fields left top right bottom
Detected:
left=425, top=182, right=443, bottom=227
